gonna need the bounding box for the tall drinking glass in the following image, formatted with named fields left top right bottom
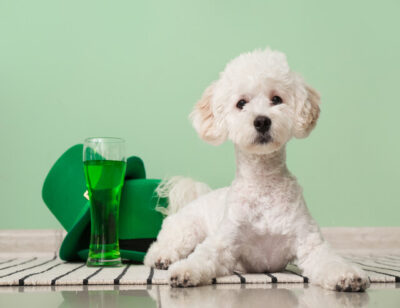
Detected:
left=83, top=137, right=126, bottom=267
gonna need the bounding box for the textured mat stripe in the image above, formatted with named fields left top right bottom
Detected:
left=272, top=271, right=304, bottom=283
left=215, top=274, right=241, bottom=284
left=83, top=268, right=103, bottom=285
left=82, top=266, right=129, bottom=285
left=18, top=262, right=64, bottom=286
left=0, top=257, right=56, bottom=280
left=233, top=271, right=246, bottom=283
left=55, top=264, right=102, bottom=285
left=351, top=262, right=400, bottom=282
left=117, top=265, right=150, bottom=285
left=374, top=259, right=400, bottom=269
left=0, top=259, right=16, bottom=266
left=114, top=265, right=130, bottom=285
left=347, top=257, right=400, bottom=276
left=0, top=255, right=398, bottom=286
left=355, top=256, right=400, bottom=271
left=363, top=269, right=398, bottom=282
left=146, top=267, right=154, bottom=285
left=51, top=264, right=86, bottom=285
left=239, top=272, right=272, bottom=284
left=355, top=261, right=400, bottom=274
left=0, top=258, right=37, bottom=272
left=151, top=267, right=169, bottom=285
left=264, top=272, right=278, bottom=283
left=284, top=269, right=309, bottom=283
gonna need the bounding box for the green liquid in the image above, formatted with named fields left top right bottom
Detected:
left=84, top=160, right=126, bottom=267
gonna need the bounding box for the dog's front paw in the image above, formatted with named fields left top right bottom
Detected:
left=144, top=242, right=177, bottom=270
left=168, top=260, right=202, bottom=288
left=334, top=273, right=369, bottom=292
left=320, top=263, right=370, bottom=292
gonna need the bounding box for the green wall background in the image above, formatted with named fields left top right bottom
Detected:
left=1, top=0, right=399, bottom=229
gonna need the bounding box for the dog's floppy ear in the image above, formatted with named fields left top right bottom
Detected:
left=190, top=82, right=227, bottom=145
left=293, top=75, right=321, bottom=139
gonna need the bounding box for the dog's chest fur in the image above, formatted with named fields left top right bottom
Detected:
left=230, top=178, right=301, bottom=272
left=231, top=175, right=301, bottom=232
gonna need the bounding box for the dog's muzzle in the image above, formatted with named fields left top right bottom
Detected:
left=254, top=116, right=272, bottom=144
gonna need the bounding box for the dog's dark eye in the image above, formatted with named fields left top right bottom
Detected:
left=236, top=99, right=247, bottom=110
left=271, top=96, right=283, bottom=105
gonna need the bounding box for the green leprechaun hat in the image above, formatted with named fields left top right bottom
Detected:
left=42, top=144, right=167, bottom=262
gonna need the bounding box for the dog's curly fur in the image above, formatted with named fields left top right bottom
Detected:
left=144, top=48, right=370, bottom=292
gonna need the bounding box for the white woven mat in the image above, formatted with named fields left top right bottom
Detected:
left=0, top=254, right=399, bottom=286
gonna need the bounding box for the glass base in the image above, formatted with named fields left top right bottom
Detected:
left=86, top=245, right=123, bottom=267
left=86, top=257, right=123, bottom=267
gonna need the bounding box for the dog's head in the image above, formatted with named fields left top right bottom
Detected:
left=190, top=48, right=320, bottom=154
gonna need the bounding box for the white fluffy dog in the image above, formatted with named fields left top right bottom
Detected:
left=144, top=48, right=370, bottom=292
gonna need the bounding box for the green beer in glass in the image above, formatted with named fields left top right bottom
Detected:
left=83, top=137, right=126, bottom=267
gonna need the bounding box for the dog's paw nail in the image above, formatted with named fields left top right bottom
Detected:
left=170, top=276, right=179, bottom=287
left=155, top=258, right=171, bottom=270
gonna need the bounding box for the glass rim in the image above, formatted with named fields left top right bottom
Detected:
left=84, top=137, right=125, bottom=143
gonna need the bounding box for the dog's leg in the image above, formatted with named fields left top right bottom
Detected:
left=295, top=231, right=370, bottom=292
left=168, top=220, right=239, bottom=287
left=144, top=213, right=207, bottom=270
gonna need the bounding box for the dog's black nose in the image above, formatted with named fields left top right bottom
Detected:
left=254, top=116, right=271, bottom=133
